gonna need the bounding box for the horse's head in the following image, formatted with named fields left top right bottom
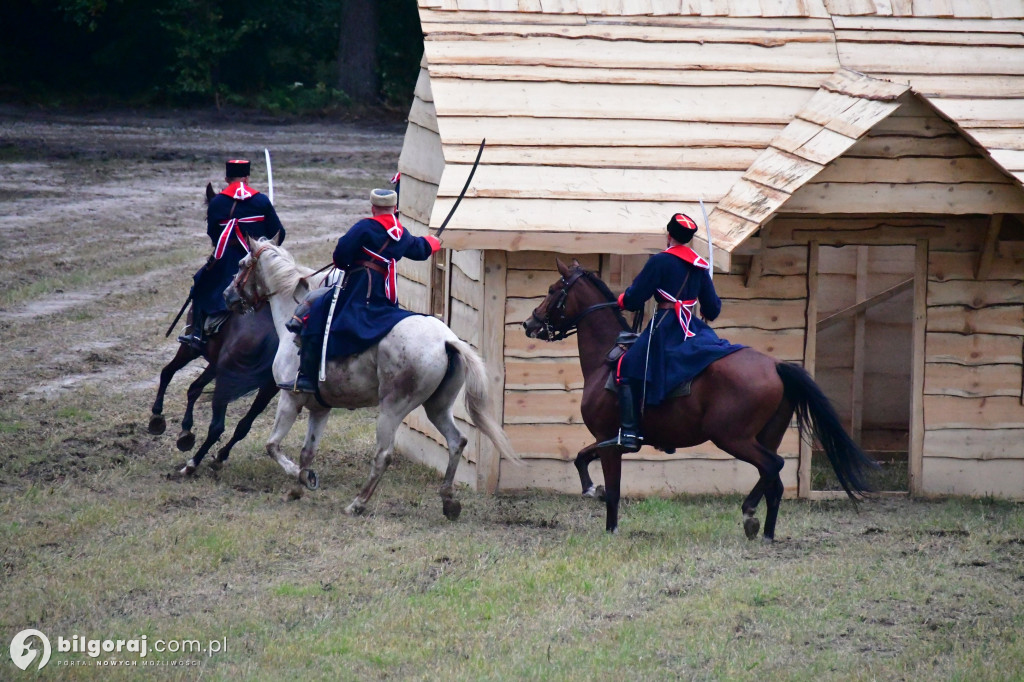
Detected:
left=523, top=259, right=620, bottom=341
left=224, top=234, right=285, bottom=312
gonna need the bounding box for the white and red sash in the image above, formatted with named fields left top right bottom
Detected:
left=213, top=215, right=265, bottom=259
left=656, top=288, right=698, bottom=338
left=663, top=244, right=710, bottom=269
left=212, top=182, right=264, bottom=259
left=361, top=247, right=398, bottom=303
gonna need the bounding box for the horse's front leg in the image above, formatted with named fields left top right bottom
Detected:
left=574, top=443, right=604, bottom=499
left=212, top=383, right=279, bottom=470
left=297, top=406, right=331, bottom=490
left=149, top=344, right=199, bottom=435
left=598, top=446, right=624, bottom=533
left=177, top=364, right=216, bottom=452
left=265, top=393, right=302, bottom=479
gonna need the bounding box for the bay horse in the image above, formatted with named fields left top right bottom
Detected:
left=522, top=259, right=876, bottom=541
left=224, top=236, right=518, bottom=520
left=148, top=183, right=280, bottom=475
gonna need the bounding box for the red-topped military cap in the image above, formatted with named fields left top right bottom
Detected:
left=226, top=159, right=251, bottom=178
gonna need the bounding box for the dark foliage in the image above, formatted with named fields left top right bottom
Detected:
left=0, top=0, right=422, bottom=111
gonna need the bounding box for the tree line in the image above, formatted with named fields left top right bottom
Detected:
left=0, top=0, right=422, bottom=113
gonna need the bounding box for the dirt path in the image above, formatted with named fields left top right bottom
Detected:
left=0, top=107, right=404, bottom=408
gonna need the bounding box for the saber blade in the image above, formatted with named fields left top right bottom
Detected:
left=436, top=138, right=485, bottom=237
left=699, top=197, right=713, bottom=280
left=265, top=148, right=274, bottom=204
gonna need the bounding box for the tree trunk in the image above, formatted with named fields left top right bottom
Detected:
left=337, top=0, right=379, bottom=104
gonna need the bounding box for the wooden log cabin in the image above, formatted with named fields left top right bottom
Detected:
left=392, top=0, right=1024, bottom=500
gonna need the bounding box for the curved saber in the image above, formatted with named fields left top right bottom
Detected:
left=264, top=148, right=274, bottom=205
left=435, top=138, right=485, bottom=237
left=699, top=197, right=713, bottom=281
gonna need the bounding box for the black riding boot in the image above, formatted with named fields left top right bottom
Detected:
left=616, top=381, right=642, bottom=453
left=278, top=339, right=319, bottom=393
left=177, top=310, right=205, bottom=352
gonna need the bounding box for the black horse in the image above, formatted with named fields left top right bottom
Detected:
left=147, top=184, right=280, bottom=474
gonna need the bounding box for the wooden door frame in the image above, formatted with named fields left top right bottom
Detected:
left=798, top=239, right=927, bottom=499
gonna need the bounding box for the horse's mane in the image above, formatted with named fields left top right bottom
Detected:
left=253, top=238, right=315, bottom=293
left=575, top=266, right=631, bottom=330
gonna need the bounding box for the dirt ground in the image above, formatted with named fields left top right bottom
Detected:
left=0, top=105, right=403, bottom=438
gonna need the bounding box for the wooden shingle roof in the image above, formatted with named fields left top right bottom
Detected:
left=406, top=2, right=1024, bottom=264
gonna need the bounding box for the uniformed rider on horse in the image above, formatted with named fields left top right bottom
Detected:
left=180, top=159, right=286, bottom=350
left=280, top=188, right=442, bottom=393
left=611, top=213, right=745, bottom=452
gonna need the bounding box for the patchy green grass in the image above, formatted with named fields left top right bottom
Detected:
left=1, top=111, right=1022, bottom=681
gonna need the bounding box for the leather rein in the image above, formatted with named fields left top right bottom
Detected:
left=234, top=242, right=300, bottom=311
left=530, top=269, right=629, bottom=342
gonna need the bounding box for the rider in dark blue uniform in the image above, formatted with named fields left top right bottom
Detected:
left=281, top=188, right=441, bottom=393
left=180, top=159, right=285, bottom=350
left=612, top=213, right=744, bottom=452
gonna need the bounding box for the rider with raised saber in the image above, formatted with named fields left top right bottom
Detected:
left=608, top=212, right=741, bottom=452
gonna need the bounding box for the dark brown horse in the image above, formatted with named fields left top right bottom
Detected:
left=522, top=259, right=876, bottom=541
left=147, top=183, right=280, bottom=475
left=148, top=305, right=279, bottom=475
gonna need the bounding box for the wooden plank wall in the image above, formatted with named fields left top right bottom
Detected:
left=498, top=248, right=805, bottom=496
left=423, top=1, right=1023, bottom=19
left=832, top=14, right=1024, bottom=186
left=772, top=213, right=1024, bottom=499
left=788, top=95, right=1024, bottom=215
left=419, top=7, right=839, bottom=252
left=923, top=222, right=1024, bottom=499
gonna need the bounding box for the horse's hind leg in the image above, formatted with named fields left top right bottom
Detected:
left=212, top=383, right=279, bottom=470
left=733, top=398, right=794, bottom=539
left=181, top=393, right=227, bottom=475
left=149, top=344, right=199, bottom=435
left=714, top=436, right=785, bottom=542
left=177, top=364, right=216, bottom=452
left=423, top=392, right=469, bottom=521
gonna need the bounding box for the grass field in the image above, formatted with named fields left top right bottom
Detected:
left=1, top=110, right=1023, bottom=681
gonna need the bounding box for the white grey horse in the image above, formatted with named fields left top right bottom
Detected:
left=224, top=237, right=517, bottom=519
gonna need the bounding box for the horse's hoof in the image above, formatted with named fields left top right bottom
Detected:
left=762, top=536, right=775, bottom=544
left=176, top=432, right=196, bottom=452
left=582, top=486, right=598, bottom=499
left=442, top=497, right=462, bottom=521
left=299, top=469, right=319, bottom=491
left=209, top=459, right=223, bottom=472
left=594, top=485, right=606, bottom=501
left=345, top=502, right=366, bottom=516
left=180, top=461, right=197, bottom=476
left=148, top=414, right=166, bottom=435
left=743, top=516, right=760, bottom=540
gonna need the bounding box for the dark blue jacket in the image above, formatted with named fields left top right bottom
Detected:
left=192, top=184, right=285, bottom=315
left=618, top=246, right=744, bottom=406
left=302, top=215, right=434, bottom=359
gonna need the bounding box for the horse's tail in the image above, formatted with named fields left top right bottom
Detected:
left=445, top=338, right=521, bottom=464
left=775, top=362, right=878, bottom=500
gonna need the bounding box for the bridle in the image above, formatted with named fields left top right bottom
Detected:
left=233, top=241, right=282, bottom=311
left=529, top=268, right=627, bottom=342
